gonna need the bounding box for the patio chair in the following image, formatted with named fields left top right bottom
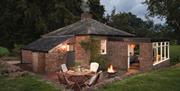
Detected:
left=56, top=72, right=75, bottom=89
left=61, top=64, right=68, bottom=72
left=84, top=70, right=102, bottom=87
left=90, top=62, right=99, bottom=73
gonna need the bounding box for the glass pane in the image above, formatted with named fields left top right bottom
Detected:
left=158, top=47, right=161, bottom=61
left=166, top=46, right=168, bottom=58
left=162, top=46, right=164, bottom=60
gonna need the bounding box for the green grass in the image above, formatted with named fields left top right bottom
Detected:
left=170, top=45, right=180, bottom=65
left=98, top=66, right=180, bottom=91
left=0, top=75, right=60, bottom=91
left=98, top=45, right=180, bottom=91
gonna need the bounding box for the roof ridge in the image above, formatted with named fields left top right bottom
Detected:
left=90, top=19, right=134, bottom=36
left=42, top=35, right=74, bottom=38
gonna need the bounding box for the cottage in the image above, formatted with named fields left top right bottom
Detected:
left=21, top=13, right=170, bottom=73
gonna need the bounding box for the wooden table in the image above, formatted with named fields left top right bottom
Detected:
left=65, top=69, right=93, bottom=87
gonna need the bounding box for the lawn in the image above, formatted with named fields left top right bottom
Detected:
left=170, top=45, right=180, bottom=64
left=0, top=75, right=60, bottom=91
left=98, top=45, right=180, bottom=91
left=98, top=66, right=180, bottom=91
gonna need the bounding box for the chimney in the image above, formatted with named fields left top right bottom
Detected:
left=81, top=12, right=92, bottom=21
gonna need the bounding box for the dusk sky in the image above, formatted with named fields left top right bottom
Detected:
left=100, top=0, right=166, bottom=24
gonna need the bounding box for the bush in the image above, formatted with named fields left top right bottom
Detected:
left=10, top=44, right=24, bottom=56
left=0, top=47, right=10, bottom=57
left=93, top=55, right=108, bottom=70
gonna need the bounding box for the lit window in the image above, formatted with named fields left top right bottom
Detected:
left=67, top=44, right=74, bottom=51
left=100, top=40, right=107, bottom=54
left=153, top=42, right=169, bottom=65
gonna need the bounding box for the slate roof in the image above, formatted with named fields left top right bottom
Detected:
left=23, top=36, right=72, bottom=52
left=43, top=19, right=134, bottom=37
left=23, top=18, right=134, bottom=52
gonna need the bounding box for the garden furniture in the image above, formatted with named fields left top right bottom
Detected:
left=90, top=62, right=99, bottom=73
left=84, top=70, right=102, bottom=87
left=56, top=72, right=75, bottom=89
left=61, top=64, right=68, bottom=72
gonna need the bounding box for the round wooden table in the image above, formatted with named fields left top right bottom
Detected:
left=66, top=69, right=93, bottom=86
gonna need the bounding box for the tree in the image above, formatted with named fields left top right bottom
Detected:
left=144, top=0, right=180, bottom=44
left=0, top=0, right=105, bottom=49
left=107, top=12, right=154, bottom=37
left=106, top=11, right=174, bottom=39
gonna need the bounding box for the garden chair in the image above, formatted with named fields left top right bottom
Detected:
left=90, top=62, right=99, bottom=73
left=84, top=70, right=102, bottom=87
left=56, top=72, right=75, bottom=89
left=61, top=64, right=68, bottom=72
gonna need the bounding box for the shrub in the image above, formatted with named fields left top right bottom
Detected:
left=10, top=44, right=24, bottom=56
left=93, top=55, right=108, bottom=70
left=0, top=47, right=10, bottom=57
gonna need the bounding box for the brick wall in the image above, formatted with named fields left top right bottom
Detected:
left=153, top=59, right=170, bottom=69
left=75, top=36, right=90, bottom=67
left=45, top=38, right=74, bottom=72
left=31, top=52, right=45, bottom=73
left=107, top=41, right=128, bottom=70
left=45, top=53, right=66, bottom=72
left=37, top=52, right=45, bottom=73
left=21, top=50, right=32, bottom=63
left=139, top=43, right=154, bottom=71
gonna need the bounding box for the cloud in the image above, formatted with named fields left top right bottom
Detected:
left=100, top=0, right=165, bottom=24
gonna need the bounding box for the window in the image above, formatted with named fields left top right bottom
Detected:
left=67, top=44, right=74, bottom=51
left=100, top=40, right=107, bottom=54
left=152, top=42, right=169, bottom=65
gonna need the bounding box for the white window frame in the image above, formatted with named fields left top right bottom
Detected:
left=153, top=42, right=170, bottom=66
left=100, top=40, right=107, bottom=55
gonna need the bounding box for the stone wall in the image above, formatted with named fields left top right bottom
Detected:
left=107, top=41, right=128, bottom=70
left=21, top=50, right=32, bottom=63
left=139, top=43, right=154, bottom=71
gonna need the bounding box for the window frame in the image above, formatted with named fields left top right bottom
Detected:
left=100, top=39, right=107, bottom=55
left=152, top=41, right=170, bottom=66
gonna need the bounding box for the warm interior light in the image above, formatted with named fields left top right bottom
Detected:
left=60, top=44, right=67, bottom=51
left=130, top=44, right=136, bottom=49
left=157, top=54, right=161, bottom=60
left=107, top=65, right=116, bottom=73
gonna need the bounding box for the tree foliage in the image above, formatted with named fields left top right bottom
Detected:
left=106, top=12, right=174, bottom=39
left=0, top=0, right=104, bottom=49
left=144, top=0, right=180, bottom=43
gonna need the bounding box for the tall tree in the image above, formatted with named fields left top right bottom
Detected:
left=144, top=0, right=180, bottom=43
left=107, top=12, right=154, bottom=37
left=0, top=0, right=104, bottom=49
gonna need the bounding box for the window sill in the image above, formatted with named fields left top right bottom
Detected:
left=153, top=58, right=170, bottom=66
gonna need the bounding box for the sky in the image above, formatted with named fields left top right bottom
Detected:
left=100, top=0, right=166, bottom=24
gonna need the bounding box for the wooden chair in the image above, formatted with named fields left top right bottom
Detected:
left=61, top=64, right=68, bottom=72
left=84, top=71, right=102, bottom=87
left=56, top=72, right=75, bottom=89
left=90, top=62, right=99, bottom=73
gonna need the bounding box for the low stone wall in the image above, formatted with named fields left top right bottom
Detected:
left=82, top=70, right=139, bottom=91
left=0, top=60, right=28, bottom=77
